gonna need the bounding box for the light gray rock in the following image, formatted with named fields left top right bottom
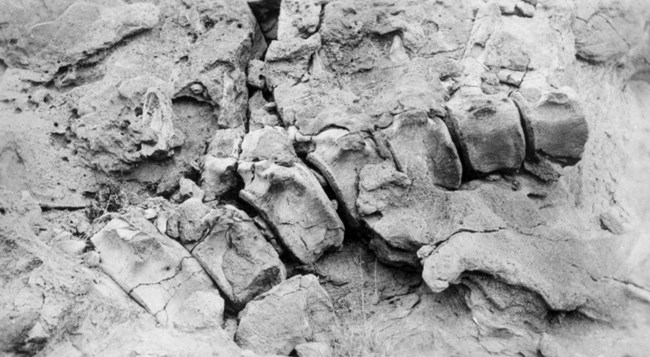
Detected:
left=307, top=129, right=384, bottom=226
left=515, top=2, right=535, bottom=17
left=319, top=0, right=474, bottom=73
left=139, top=87, right=185, bottom=160
left=273, top=81, right=358, bottom=127
left=357, top=162, right=505, bottom=266
left=171, top=178, right=205, bottom=203
left=0, top=2, right=159, bottom=78
left=202, top=128, right=245, bottom=201
left=277, top=0, right=321, bottom=40
left=264, top=34, right=322, bottom=87
left=248, top=60, right=267, bottom=89
left=574, top=7, right=645, bottom=63
left=296, top=106, right=375, bottom=136
left=236, top=275, right=338, bottom=355
left=202, top=157, right=239, bottom=201
left=240, top=127, right=298, bottom=164
left=238, top=161, right=344, bottom=264
left=380, top=110, right=462, bottom=189
left=445, top=93, right=526, bottom=174
left=420, top=229, right=594, bottom=311
left=166, top=198, right=214, bottom=243
left=191, top=205, right=286, bottom=309
left=249, top=91, right=282, bottom=130
left=295, top=342, right=332, bottom=357
left=511, top=88, right=588, bottom=165
left=90, top=218, right=224, bottom=329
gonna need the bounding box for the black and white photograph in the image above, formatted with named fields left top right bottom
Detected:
left=1, top=0, right=649, bottom=356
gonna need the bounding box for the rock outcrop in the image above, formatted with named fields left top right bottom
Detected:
left=445, top=93, right=526, bottom=174
left=512, top=88, right=589, bottom=165
left=2, top=0, right=650, bottom=356
left=236, top=274, right=338, bottom=355
left=91, top=218, right=224, bottom=329
left=192, top=205, right=286, bottom=309
left=238, top=161, right=345, bottom=264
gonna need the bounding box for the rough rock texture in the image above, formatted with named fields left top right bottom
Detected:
left=574, top=4, right=646, bottom=63
left=165, top=197, right=213, bottom=243
left=202, top=128, right=244, bottom=201
left=445, top=93, right=526, bottom=174
left=0, top=191, right=273, bottom=357
left=0, top=2, right=160, bottom=78
left=356, top=162, right=504, bottom=266
left=512, top=88, right=589, bottom=164
left=238, top=161, right=345, bottom=264
left=192, top=205, right=286, bottom=309
left=2, top=0, right=650, bottom=356
left=307, top=128, right=384, bottom=226
left=236, top=274, right=338, bottom=355
left=91, top=217, right=224, bottom=329
left=380, top=110, right=462, bottom=189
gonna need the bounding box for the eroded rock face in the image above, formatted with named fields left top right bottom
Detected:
left=511, top=88, right=589, bottom=165
left=307, top=129, right=384, bottom=226
left=238, top=161, right=344, bottom=264
left=356, top=162, right=505, bottom=266
left=277, top=0, right=321, bottom=40
left=165, top=198, right=213, bottom=243
left=192, top=205, right=286, bottom=309
left=445, top=93, right=526, bottom=174
left=90, top=218, right=224, bottom=329
left=202, top=128, right=244, bottom=201
left=2, top=0, right=650, bottom=356
left=0, top=2, right=160, bottom=78
left=240, top=126, right=298, bottom=164
left=236, top=274, right=338, bottom=355
left=380, top=110, right=462, bottom=189
left=574, top=5, right=645, bottom=63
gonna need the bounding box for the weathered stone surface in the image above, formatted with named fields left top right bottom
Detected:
left=296, top=107, right=375, bottom=136
left=307, top=129, right=384, bottom=226
left=515, top=2, right=535, bottom=17
left=249, top=91, right=282, bottom=130
left=248, top=60, right=267, bottom=89
left=238, top=161, right=344, bottom=264
left=2, top=0, right=650, bottom=356
left=380, top=110, right=462, bottom=189
left=277, top=0, right=321, bottom=40
left=357, top=162, right=505, bottom=265
left=240, top=127, right=298, bottom=164
left=66, top=80, right=187, bottom=173
left=574, top=6, right=645, bottom=63
left=248, top=0, right=281, bottom=41
left=202, top=157, right=239, bottom=201
left=236, top=275, right=338, bottom=355
left=468, top=3, right=575, bottom=79
left=295, top=342, right=332, bottom=357
left=171, top=177, right=204, bottom=203
left=166, top=198, right=213, bottom=243
left=420, top=230, right=595, bottom=311
left=264, top=34, right=322, bottom=87
left=445, top=93, right=526, bottom=174
left=139, top=87, right=186, bottom=159
left=0, top=2, right=159, bottom=78
left=201, top=128, right=245, bottom=201
left=274, top=81, right=358, bottom=127
left=192, top=205, right=285, bottom=309
left=0, top=106, right=96, bottom=208
left=319, top=0, right=475, bottom=74
left=362, top=62, right=450, bottom=118
left=511, top=88, right=588, bottom=164
left=201, top=156, right=239, bottom=201
left=90, top=218, right=224, bottom=329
